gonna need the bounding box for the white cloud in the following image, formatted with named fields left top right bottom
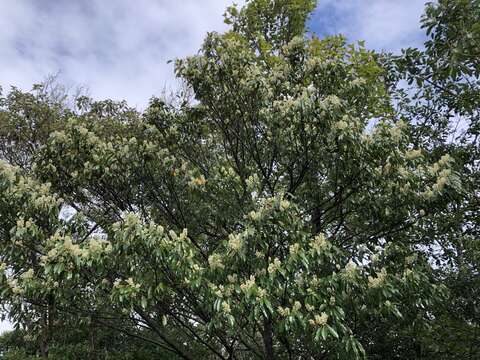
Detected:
left=311, top=0, right=428, bottom=51
left=0, top=0, right=242, bottom=109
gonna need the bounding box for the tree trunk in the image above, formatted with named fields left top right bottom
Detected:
left=39, top=310, right=49, bottom=358
left=263, top=317, right=275, bottom=360
left=89, top=317, right=98, bottom=360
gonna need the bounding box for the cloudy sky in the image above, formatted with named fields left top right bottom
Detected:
left=0, top=0, right=429, bottom=334
left=0, top=0, right=429, bottom=111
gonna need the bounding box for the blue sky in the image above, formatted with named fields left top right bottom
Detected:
left=0, top=1, right=428, bottom=110
left=309, top=0, right=427, bottom=50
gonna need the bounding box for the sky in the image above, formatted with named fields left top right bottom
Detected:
left=310, top=0, right=427, bottom=50
left=0, top=0, right=428, bottom=334
left=0, top=0, right=429, bottom=111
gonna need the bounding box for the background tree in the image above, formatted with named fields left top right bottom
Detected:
left=382, top=0, right=480, bottom=358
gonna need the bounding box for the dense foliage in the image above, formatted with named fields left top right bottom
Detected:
left=0, top=0, right=478, bottom=358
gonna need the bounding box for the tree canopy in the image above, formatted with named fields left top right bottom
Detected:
left=0, top=0, right=478, bottom=359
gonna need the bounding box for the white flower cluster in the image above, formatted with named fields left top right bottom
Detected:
left=88, top=237, right=113, bottom=254
left=20, top=269, right=34, bottom=280
left=208, top=254, right=225, bottom=270
left=240, top=275, right=256, bottom=293
left=267, top=258, right=282, bottom=274
left=113, top=277, right=141, bottom=291
left=289, top=243, right=301, bottom=256
left=248, top=210, right=262, bottom=221
left=310, top=233, right=329, bottom=253
left=309, top=312, right=328, bottom=327
left=343, top=260, right=359, bottom=280
left=423, top=154, right=455, bottom=199
left=7, top=278, right=23, bottom=295
left=188, top=175, right=207, bottom=188
left=368, top=268, right=387, bottom=288
left=405, top=149, right=422, bottom=160
left=228, top=233, right=243, bottom=252
left=277, top=306, right=291, bottom=317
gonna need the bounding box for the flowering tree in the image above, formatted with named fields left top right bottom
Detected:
left=0, top=0, right=469, bottom=359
